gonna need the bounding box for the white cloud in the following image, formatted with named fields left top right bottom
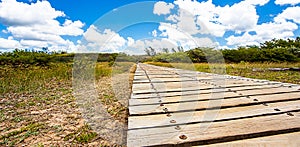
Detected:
left=133, top=39, right=176, bottom=50
left=242, top=0, right=270, bottom=6
left=226, top=32, right=261, bottom=46
left=164, top=0, right=270, bottom=37
left=176, top=9, right=200, bottom=35
left=214, top=1, right=260, bottom=33
left=158, top=22, right=216, bottom=49
left=255, top=21, right=297, bottom=38
left=226, top=21, right=298, bottom=46
left=275, top=0, right=300, bottom=5
left=0, top=37, right=21, bottom=49
left=153, top=1, right=174, bottom=15
left=226, top=5, right=300, bottom=47
left=275, top=6, right=300, bottom=24
left=153, top=0, right=300, bottom=47
left=225, top=4, right=299, bottom=47
left=83, top=25, right=133, bottom=53
left=20, top=39, right=48, bottom=48
left=127, top=37, right=135, bottom=47
left=0, top=0, right=84, bottom=52
left=151, top=30, right=157, bottom=37
left=0, top=0, right=65, bottom=26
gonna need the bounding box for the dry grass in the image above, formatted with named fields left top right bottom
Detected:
left=0, top=62, right=135, bottom=146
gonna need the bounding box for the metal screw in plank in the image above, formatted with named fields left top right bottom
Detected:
left=170, top=120, right=176, bottom=123
left=253, top=99, right=258, bottom=102
left=175, top=126, right=181, bottom=130
left=166, top=113, right=172, bottom=117
left=179, top=135, right=187, bottom=140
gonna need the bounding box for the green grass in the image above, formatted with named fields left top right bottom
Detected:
left=0, top=62, right=119, bottom=94
left=64, top=124, right=98, bottom=143
left=95, top=62, right=112, bottom=78
left=0, top=123, right=44, bottom=146
left=0, top=63, right=72, bottom=94
left=147, top=62, right=300, bottom=84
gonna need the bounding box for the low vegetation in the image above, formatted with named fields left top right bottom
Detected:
left=145, top=38, right=300, bottom=63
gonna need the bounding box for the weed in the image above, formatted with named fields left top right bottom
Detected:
left=64, top=124, right=98, bottom=143
left=0, top=111, right=5, bottom=122
left=0, top=123, right=43, bottom=145
left=13, top=116, right=24, bottom=122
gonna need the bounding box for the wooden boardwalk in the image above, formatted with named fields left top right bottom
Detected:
left=127, top=63, right=300, bottom=147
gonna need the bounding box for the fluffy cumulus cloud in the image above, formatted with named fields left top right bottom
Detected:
left=156, top=22, right=216, bottom=49
left=83, top=25, right=134, bottom=53
left=227, top=5, right=300, bottom=46
left=152, top=0, right=300, bottom=48
left=275, top=6, right=300, bottom=23
left=169, top=0, right=269, bottom=36
left=275, top=0, right=300, bottom=5
left=0, top=0, right=84, bottom=52
left=153, top=1, right=174, bottom=15
left=226, top=20, right=298, bottom=46
left=0, top=36, right=21, bottom=50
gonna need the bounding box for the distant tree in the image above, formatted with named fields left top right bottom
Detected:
left=144, top=48, right=151, bottom=56
left=144, top=46, right=156, bottom=56
left=42, top=47, right=49, bottom=53
left=149, top=47, right=156, bottom=56
left=177, top=46, right=184, bottom=52
left=162, top=48, right=169, bottom=53
left=171, top=48, right=177, bottom=53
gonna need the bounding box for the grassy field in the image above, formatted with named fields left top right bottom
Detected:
left=147, top=62, right=300, bottom=84
left=0, top=62, right=133, bottom=146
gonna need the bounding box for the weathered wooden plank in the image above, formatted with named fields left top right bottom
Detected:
left=129, top=91, right=300, bottom=115
left=133, top=77, right=198, bottom=84
left=128, top=100, right=300, bottom=129
left=132, top=82, right=287, bottom=96
left=132, top=82, right=205, bottom=95
left=203, top=132, right=300, bottom=147
left=127, top=111, right=300, bottom=146
left=129, top=85, right=287, bottom=105
left=131, top=83, right=298, bottom=99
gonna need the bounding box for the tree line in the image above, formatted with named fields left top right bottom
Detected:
left=0, top=49, right=120, bottom=67
left=1, top=37, right=299, bottom=67
left=146, top=37, right=300, bottom=63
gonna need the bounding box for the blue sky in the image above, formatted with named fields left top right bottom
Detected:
left=0, top=0, right=300, bottom=53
